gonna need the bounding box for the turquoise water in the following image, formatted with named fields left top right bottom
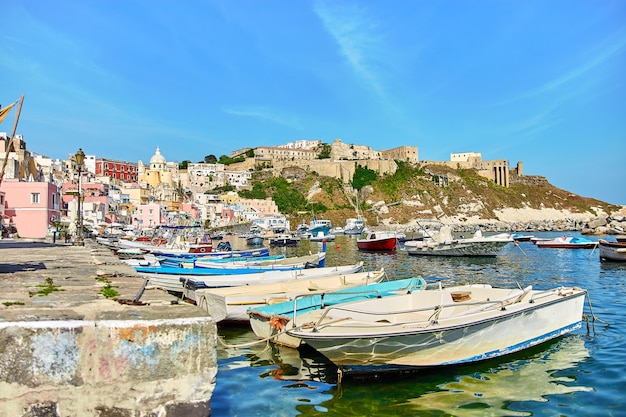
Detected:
left=211, top=233, right=626, bottom=416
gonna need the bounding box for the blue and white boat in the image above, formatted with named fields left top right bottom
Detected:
left=308, top=217, right=332, bottom=237
left=138, top=262, right=364, bottom=293
left=134, top=252, right=325, bottom=276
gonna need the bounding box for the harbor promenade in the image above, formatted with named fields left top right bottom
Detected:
left=0, top=238, right=217, bottom=417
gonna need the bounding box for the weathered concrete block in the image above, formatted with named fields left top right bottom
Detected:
left=0, top=317, right=217, bottom=416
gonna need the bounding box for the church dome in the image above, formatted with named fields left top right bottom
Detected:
left=150, top=147, right=166, bottom=165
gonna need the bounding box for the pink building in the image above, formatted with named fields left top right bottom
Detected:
left=134, top=203, right=165, bottom=228
left=0, top=179, right=62, bottom=238
left=181, top=202, right=200, bottom=221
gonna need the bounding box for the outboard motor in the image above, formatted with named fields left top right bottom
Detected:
left=304, top=261, right=319, bottom=269
left=217, top=241, right=232, bottom=252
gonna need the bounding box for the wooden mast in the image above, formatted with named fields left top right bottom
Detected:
left=0, top=94, right=25, bottom=186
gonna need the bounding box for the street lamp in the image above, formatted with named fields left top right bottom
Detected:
left=74, top=148, right=85, bottom=246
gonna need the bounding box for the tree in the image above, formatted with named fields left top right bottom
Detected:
left=204, top=155, right=217, bottom=164
left=317, top=143, right=331, bottom=159
left=351, top=165, right=378, bottom=190
left=179, top=160, right=191, bottom=170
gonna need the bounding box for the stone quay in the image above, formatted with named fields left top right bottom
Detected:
left=0, top=238, right=217, bottom=417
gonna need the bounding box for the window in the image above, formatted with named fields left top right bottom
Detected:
left=31, top=193, right=40, bottom=204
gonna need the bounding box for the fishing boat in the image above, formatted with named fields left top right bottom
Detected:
left=134, top=251, right=326, bottom=276
left=512, top=233, right=535, bottom=242
left=598, top=239, right=626, bottom=262
left=268, top=233, right=300, bottom=247
left=356, top=230, right=398, bottom=252
left=308, top=217, right=332, bottom=236
left=344, top=216, right=366, bottom=235
left=195, top=251, right=325, bottom=270
left=248, top=277, right=428, bottom=348
left=405, top=227, right=512, bottom=257
left=246, top=234, right=265, bottom=246
left=535, top=236, right=598, bottom=249
left=286, top=284, right=587, bottom=374
left=191, top=268, right=386, bottom=322
left=138, top=262, right=364, bottom=294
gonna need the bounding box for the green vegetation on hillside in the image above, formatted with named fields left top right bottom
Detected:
left=240, top=159, right=619, bottom=227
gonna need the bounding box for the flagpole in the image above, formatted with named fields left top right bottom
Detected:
left=0, top=94, right=25, bottom=186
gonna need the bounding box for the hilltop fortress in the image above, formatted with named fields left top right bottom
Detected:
left=233, top=138, right=515, bottom=188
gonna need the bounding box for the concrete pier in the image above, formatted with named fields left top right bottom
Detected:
left=0, top=238, right=217, bottom=417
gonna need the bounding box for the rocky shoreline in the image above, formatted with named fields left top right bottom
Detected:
left=377, top=206, right=626, bottom=236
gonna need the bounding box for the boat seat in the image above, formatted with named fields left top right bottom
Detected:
left=451, top=291, right=471, bottom=302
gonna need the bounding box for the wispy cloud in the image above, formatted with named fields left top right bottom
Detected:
left=221, top=106, right=303, bottom=130
left=313, top=1, right=386, bottom=98
left=516, top=30, right=626, bottom=101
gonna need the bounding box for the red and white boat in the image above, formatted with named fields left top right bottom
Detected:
left=535, top=236, right=598, bottom=249
left=357, top=231, right=398, bottom=252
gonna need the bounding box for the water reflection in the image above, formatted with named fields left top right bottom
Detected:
left=403, top=335, right=592, bottom=416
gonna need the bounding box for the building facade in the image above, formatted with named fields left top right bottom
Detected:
left=0, top=178, right=61, bottom=238
left=95, top=158, right=139, bottom=182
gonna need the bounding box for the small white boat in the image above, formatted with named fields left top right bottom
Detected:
left=140, top=262, right=364, bottom=294
left=536, top=236, right=598, bottom=249
left=598, top=239, right=626, bottom=262
left=309, top=231, right=335, bottom=242
left=191, top=268, right=387, bottom=322
left=287, top=284, right=586, bottom=374
left=344, top=216, right=366, bottom=235
left=194, top=251, right=325, bottom=271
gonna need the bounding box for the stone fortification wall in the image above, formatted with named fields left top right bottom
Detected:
left=510, top=173, right=549, bottom=186
left=269, top=159, right=397, bottom=183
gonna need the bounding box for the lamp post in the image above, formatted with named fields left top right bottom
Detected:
left=74, top=148, right=85, bottom=246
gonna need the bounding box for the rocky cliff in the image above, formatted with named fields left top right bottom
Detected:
left=285, top=163, right=624, bottom=235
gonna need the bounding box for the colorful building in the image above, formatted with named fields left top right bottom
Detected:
left=0, top=179, right=61, bottom=238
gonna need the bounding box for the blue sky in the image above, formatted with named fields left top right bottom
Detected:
left=2, top=0, right=625, bottom=205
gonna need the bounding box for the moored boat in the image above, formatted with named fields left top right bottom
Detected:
left=598, top=239, right=626, bottom=262
left=192, top=268, right=387, bottom=322
left=138, top=262, right=365, bottom=294
left=356, top=230, right=398, bottom=252
left=344, top=216, right=366, bottom=235
left=405, top=228, right=512, bottom=257
left=536, top=236, right=598, bottom=249
left=287, top=284, right=587, bottom=374
left=268, top=233, right=300, bottom=247
left=134, top=251, right=326, bottom=276
left=308, top=218, right=332, bottom=236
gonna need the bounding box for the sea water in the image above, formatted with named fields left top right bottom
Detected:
left=210, top=232, right=626, bottom=416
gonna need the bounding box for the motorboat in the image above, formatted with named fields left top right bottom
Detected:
left=405, top=227, right=512, bottom=257
left=356, top=230, right=398, bottom=251
left=287, top=284, right=586, bottom=374
left=192, top=268, right=386, bottom=322
left=535, top=236, right=598, bottom=249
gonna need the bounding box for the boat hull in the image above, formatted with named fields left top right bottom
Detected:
left=356, top=237, right=397, bottom=251
left=599, top=239, right=626, bottom=262
left=198, top=269, right=388, bottom=322
left=288, top=287, right=585, bottom=373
